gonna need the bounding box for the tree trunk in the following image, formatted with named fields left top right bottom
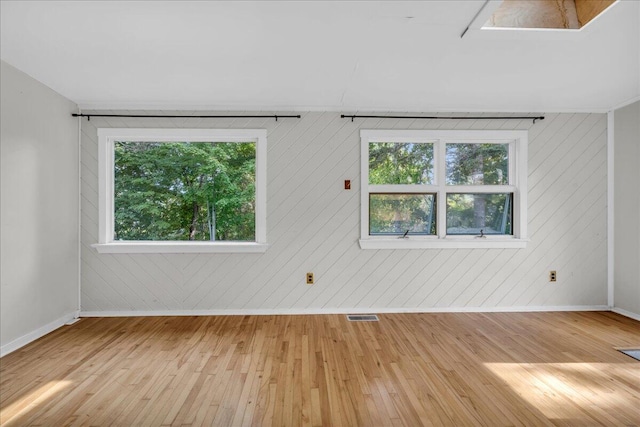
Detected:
left=393, top=210, right=403, bottom=233
left=207, top=200, right=216, bottom=241
left=474, top=196, right=486, bottom=229
left=472, top=152, right=485, bottom=231
left=206, top=175, right=216, bottom=241
left=189, top=203, right=200, bottom=240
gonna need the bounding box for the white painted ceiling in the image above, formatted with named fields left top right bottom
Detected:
left=1, top=1, right=638, bottom=112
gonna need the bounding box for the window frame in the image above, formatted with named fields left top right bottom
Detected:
left=360, top=129, right=528, bottom=249
left=92, top=128, right=268, bottom=254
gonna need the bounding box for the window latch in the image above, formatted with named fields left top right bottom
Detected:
left=398, top=230, right=410, bottom=239
left=475, top=229, right=486, bottom=239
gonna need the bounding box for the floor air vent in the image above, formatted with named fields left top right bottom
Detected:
left=347, top=314, right=379, bottom=322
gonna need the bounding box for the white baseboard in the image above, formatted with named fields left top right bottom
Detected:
left=0, top=311, right=79, bottom=358
left=611, top=307, right=640, bottom=322
left=80, top=305, right=610, bottom=318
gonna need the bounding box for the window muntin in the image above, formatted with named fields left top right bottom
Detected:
left=94, top=128, right=267, bottom=253
left=114, top=141, right=256, bottom=242
left=360, top=130, right=527, bottom=248
left=369, top=193, right=436, bottom=236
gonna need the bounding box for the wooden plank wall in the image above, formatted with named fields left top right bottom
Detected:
left=80, top=112, right=607, bottom=313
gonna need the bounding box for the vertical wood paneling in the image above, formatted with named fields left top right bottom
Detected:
left=80, top=112, right=608, bottom=312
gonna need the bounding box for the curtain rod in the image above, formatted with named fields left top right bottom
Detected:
left=341, top=114, right=545, bottom=124
left=71, top=112, right=544, bottom=124
left=71, top=113, right=301, bottom=121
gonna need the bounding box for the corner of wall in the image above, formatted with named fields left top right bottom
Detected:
left=0, top=60, right=81, bottom=353
left=612, top=100, right=640, bottom=320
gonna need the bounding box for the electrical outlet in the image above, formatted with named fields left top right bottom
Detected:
left=344, top=180, right=351, bottom=190
left=306, top=272, right=314, bottom=284
left=549, top=270, right=557, bottom=282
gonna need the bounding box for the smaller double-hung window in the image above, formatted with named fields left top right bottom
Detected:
left=360, top=129, right=528, bottom=249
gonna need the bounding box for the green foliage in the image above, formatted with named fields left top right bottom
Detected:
left=369, top=194, right=436, bottom=235
left=114, top=141, right=255, bottom=241
left=367, top=141, right=511, bottom=236
left=446, top=193, right=512, bottom=235
left=369, top=142, right=433, bottom=185
left=368, top=142, right=435, bottom=235
left=446, top=143, right=508, bottom=185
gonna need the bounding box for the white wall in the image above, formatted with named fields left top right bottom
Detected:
left=1, top=61, right=79, bottom=354
left=80, top=112, right=608, bottom=314
left=614, top=100, right=640, bottom=317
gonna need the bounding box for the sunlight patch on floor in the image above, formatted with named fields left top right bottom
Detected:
left=0, top=380, right=72, bottom=425
left=484, top=362, right=639, bottom=421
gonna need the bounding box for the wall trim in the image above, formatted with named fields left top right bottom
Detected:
left=607, top=110, right=615, bottom=307
left=611, top=307, right=640, bottom=322
left=80, top=306, right=610, bottom=318
left=77, top=110, right=82, bottom=316
left=0, top=311, right=78, bottom=358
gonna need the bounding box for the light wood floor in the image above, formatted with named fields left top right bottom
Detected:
left=1, top=312, right=639, bottom=426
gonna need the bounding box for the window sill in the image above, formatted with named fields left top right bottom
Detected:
left=92, top=242, right=269, bottom=254
left=359, top=238, right=528, bottom=250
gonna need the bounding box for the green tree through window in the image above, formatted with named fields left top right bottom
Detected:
left=114, top=141, right=256, bottom=241
left=369, top=142, right=434, bottom=185
left=446, top=143, right=509, bottom=185
left=368, top=142, right=436, bottom=235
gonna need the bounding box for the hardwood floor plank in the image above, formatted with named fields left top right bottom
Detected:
left=1, top=312, right=639, bottom=426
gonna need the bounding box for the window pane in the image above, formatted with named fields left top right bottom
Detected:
left=446, top=143, right=509, bottom=185
left=369, top=142, right=434, bottom=185
left=446, top=193, right=512, bottom=235
left=370, top=194, right=436, bottom=235
left=114, top=141, right=255, bottom=241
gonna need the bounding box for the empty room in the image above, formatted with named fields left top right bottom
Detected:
left=1, top=0, right=639, bottom=425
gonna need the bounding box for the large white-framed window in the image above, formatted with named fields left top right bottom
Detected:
left=360, top=129, right=528, bottom=249
left=93, top=128, right=268, bottom=254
